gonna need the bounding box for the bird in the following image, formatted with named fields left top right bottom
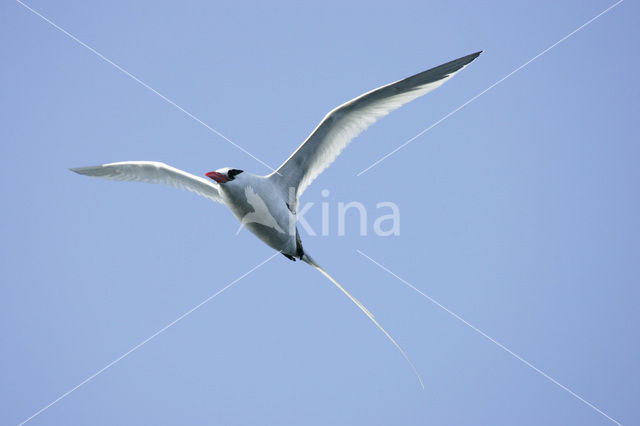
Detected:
left=71, top=51, right=482, bottom=387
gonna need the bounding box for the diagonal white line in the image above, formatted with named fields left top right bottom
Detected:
left=17, top=252, right=280, bottom=426
left=15, top=0, right=278, bottom=174
left=356, top=249, right=622, bottom=426
left=356, top=0, right=624, bottom=176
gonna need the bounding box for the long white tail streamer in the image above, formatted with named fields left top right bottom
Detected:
left=302, top=253, right=424, bottom=388
left=357, top=249, right=622, bottom=425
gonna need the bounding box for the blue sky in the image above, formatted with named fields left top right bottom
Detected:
left=2, top=0, right=638, bottom=424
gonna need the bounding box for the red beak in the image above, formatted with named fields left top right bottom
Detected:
left=206, top=171, right=229, bottom=183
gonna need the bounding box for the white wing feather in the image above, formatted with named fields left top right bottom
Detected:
left=71, top=161, right=222, bottom=203
left=270, top=51, right=481, bottom=208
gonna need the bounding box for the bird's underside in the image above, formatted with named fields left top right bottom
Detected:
left=70, top=51, right=482, bottom=387
left=281, top=228, right=305, bottom=261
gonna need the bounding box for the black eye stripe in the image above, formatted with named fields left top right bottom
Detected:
left=228, top=169, right=243, bottom=179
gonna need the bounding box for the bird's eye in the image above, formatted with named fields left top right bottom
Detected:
left=228, top=169, right=243, bottom=179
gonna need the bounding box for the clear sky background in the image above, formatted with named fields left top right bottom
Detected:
left=1, top=0, right=638, bottom=425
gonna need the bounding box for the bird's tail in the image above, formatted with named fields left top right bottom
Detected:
left=302, top=253, right=424, bottom=388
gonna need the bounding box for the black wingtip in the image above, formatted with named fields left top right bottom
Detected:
left=467, top=50, right=483, bottom=60
left=446, top=50, right=482, bottom=71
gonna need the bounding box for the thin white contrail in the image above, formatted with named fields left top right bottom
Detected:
left=357, top=250, right=622, bottom=426
left=17, top=252, right=280, bottom=426
left=15, top=0, right=278, bottom=174
left=357, top=0, right=624, bottom=176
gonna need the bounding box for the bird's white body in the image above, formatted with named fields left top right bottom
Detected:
left=71, top=52, right=482, bottom=387
left=219, top=172, right=298, bottom=256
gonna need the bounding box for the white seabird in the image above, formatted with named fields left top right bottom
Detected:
left=72, top=51, right=482, bottom=387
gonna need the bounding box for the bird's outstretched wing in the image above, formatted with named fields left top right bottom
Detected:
left=71, top=161, right=222, bottom=203
left=269, top=51, right=481, bottom=209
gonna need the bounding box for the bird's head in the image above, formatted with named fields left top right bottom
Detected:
left=205, top=168, right=244, bottom=184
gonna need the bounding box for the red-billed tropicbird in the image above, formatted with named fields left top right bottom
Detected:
left=72, top=51, right=482, bottom=387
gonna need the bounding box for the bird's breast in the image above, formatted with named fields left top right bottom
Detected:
left=221, top=181, right=297, bottom=255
